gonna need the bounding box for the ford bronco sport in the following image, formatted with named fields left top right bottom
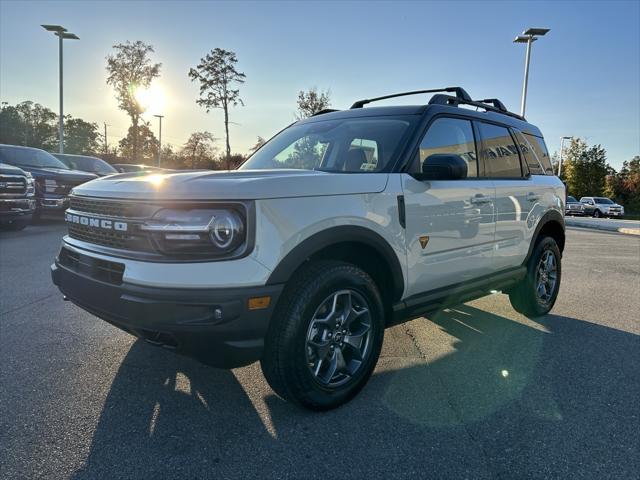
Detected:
left=51, top=87, right=565, bottom=410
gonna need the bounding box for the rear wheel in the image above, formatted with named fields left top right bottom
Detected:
left=261, top=260, right=384, bottom=410
left=509, top=236, right=562, bottom=317
left=593, top=209, right=602, bottom=218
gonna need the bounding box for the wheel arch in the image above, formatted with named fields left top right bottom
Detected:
left=525, top=210, right=566, bottom=263
left=266, top=226, right=405, bottom=306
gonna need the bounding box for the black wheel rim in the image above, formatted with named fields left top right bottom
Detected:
left=305, top=289, right=373, bottom=388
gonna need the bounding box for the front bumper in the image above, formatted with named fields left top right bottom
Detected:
left=51, top=258, right=283, bottom=368
left=38, top=194, right=69, bottom=211
left=0, top=197, right=36, bottom=219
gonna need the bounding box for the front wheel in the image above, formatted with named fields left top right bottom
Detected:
left=0, top=219, right=29, bottom=231
left=593, top=209, right=602, bottom=218
left=261, top=260, right=384, bottom=410
left=509, top=236, right=562, bottom=318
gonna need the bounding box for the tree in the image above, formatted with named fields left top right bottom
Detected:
left=118, top=122, right=158, bottom=163
left=188, top=48, right=245, bottom=169
left=562, top=138, right=611, bottom=199
left=0, top=101, right=58, bottom=150
left=0, top=104, right=26, bottom=146
left=227, top=153, right=247, bottom=170
left=295, top=87, right=331, bottom=120
left=63, top=117, right=101, bottom=154
left=607, top=156, right=640, bottom=213
left=182, top=131, right=217, bottom=169
left=250, top=136, right=266, bottom=153
left=106, top=41, right=161, bottom=163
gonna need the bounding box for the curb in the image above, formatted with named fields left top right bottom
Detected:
left=565, top=218, right=640, bottom=236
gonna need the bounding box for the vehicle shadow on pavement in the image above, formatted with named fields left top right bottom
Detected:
left=73, top=305, right=640, bottom=479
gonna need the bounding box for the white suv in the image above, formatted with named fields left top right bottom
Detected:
left=52, top=88, right=565, bottom=410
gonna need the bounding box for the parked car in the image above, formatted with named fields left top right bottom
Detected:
left=0, top=145, right=98, bottom=219
left=53, top=153, right=118, bottom=177
left=112, top=164, right=165, bottom=173
left=579, top=196, right=624, bottom=218
left=51, top=86, right=565, bottom=410
left=565, top=196, right=585, bottom=216
left=0, top=163, right=36, bottom=230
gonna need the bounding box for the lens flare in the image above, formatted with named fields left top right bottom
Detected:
left=146, top=174, right=165, bottom=186
left=134, top=83, right=165, bottom=115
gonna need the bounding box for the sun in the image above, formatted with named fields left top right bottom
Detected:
left=134, top=83, right=165, bottom=115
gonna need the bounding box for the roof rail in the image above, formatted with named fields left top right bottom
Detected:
left=478, top=98, right=507, bottom=112
left=428, top=94, right=524, bottom=121
left=350, top=87, right=472, bottom=109
left=311, top=108, right=339, bottom=117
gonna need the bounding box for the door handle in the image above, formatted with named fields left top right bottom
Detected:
left=526, top=192, right=540, bottom=202
left=470, top=194, right=492, bottom=205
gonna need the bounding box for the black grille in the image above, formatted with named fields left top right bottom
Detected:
left=68, top=224, right=130, bottom=249
left=69, top=197, right=131, bottom=217
left=0, top=175, right=27, bottom=196
left=58, top=247, right=125, bottom=285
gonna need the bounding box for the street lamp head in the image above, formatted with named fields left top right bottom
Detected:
left=524, top=28, right=550, bottom=36
left=41, top=24, right=67, bottom=33
left=514, top=35, right=536, bottom=43
left=153, top=114, right=164, bottom=119
left=562, top=136, right=572, bottom=140
left=57, top=32, right=80, bottom=40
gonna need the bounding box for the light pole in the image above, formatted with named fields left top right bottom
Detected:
left=514, top=27, right=549, bottom=117
left=41, top=24, right=79, bottom=154
left=558, top=136, right=572, bottom=178
left=154, top=115, right=164, bottom=167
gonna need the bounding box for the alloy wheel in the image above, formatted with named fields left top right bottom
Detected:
left=535, top=250, right=558, bottom=304
left=305, top=289, right=373, bottom=388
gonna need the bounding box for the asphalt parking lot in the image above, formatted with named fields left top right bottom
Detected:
left=1, top=223, right=639, bottom=479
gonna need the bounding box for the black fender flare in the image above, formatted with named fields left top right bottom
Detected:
left=266, top=225, right=405, bottom=301
left=524, top=209, right=565, bottom=264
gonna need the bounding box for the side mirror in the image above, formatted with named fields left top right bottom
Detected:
left=413, top=154, right=468, bottom=181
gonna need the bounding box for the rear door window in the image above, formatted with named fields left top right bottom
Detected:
left=477, top=123, right=523, bottom=178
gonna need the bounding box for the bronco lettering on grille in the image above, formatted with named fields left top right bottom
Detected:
left=65, top=212, right=128, bottom=231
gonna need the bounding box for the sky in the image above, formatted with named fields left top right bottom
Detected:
left=1, top=0, right=638, bottom=169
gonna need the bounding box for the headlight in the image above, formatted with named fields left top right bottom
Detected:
left=141, top=208, right=246, bottom=257
left=26, top=176, right=35, bottom=195
left=44, top=179, right=58, bottom=193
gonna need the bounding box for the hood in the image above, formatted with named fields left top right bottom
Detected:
left=71, top=169, right=389, bottom=200
left=0, top=163, right=28, bottom=176
left=19, top=166, right=98, bottom=182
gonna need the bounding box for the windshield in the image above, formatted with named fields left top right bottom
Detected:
left=0, top=146, right=69, bottom=169
left=594, top=197, right=614, bottom=204
left=59, top=155, right=117, bottom=174
left=240, top=117, right=413, bottom=172
left=567, top=196, right=577, bottom=203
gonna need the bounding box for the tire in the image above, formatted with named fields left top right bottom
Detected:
left=5, top=220, right=28, bottom=231
left=261, top=260, right=385, bottom=410
left=593, top=209, right=602, bottom=218
left=509, top=236, right=562, bottom=318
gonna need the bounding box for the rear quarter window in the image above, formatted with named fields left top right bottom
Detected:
left=523, top=133, right=554, bottom=175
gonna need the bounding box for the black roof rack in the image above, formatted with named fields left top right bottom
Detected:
left=311, top=108, right=339, bottom=117
left=429, top=94, right=524, bottom=121
left=478, top=98, right=507, bottom=112
left=350, top=87, right=472, bottom=109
